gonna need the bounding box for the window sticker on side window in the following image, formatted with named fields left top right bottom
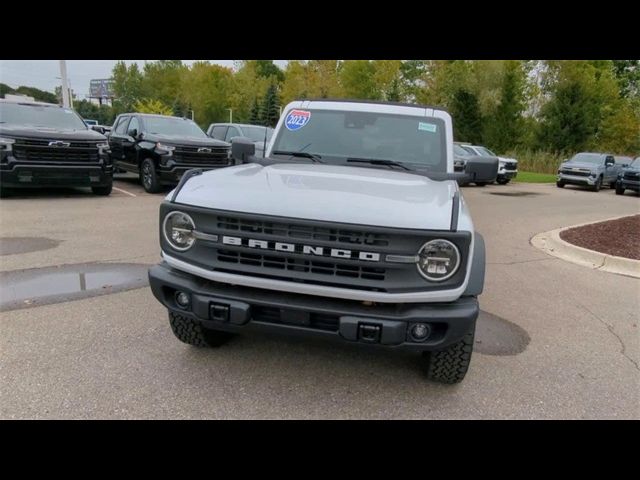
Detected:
left=285, top=110, right=311, bottom=131
left=418, top=122, right=437, bottom=133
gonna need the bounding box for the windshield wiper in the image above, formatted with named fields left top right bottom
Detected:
left=272, top=150, right=323, bottom=163
left=347, top=158, right=413, bottom=171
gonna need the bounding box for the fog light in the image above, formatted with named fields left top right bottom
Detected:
left=410, top=323, right=431, bottom=341
left=175, top=291, right=191, bottom=309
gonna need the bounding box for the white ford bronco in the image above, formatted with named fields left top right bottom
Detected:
left=148, top=99, right=486, bottom=383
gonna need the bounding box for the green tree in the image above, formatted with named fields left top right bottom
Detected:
left=260, top=83, right=280, bottom=127
left=179, top=62, right=234, bottom=127
left=340, top=60, right=379, bottom=99
left=249, top=98, right=261, bottom=125
left=133, top=98, right=173, bottom=116
left=450, top=89, right=483, bottom=144
left=483, top=60, right=527, bottom=151
left=112, top=61, right=144, bottom=113
left=254, top=60, right=284, bottom=82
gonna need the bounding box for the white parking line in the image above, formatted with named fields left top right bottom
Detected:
left=113, top=186, right=137, bottom=197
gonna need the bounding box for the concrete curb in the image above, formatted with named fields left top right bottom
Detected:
left=531, top=215, right=640, bottom=279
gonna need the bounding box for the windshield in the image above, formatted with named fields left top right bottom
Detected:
left=569, top=153, right=603, bottom=164
left=242, top=126, right=273, bottom=142
left=461, top=145, right=476, bottom=155
left=630, top=157, right=639, bottom=167
left=84, top=119, right=98, bottom=126
left=475, top=146, right=496, bottom=156
left=271, top=109, right=447, bottom=170
left=143, top=116, right=207, bottom=138
left=0, top=103, right=87, bottom=130
left=454, top=144, right=471, bottom=156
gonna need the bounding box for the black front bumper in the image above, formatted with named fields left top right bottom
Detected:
left=148, top=263, right=479, bottom=352
left=619, top=178, right=640, bottom=191
left=158, top=159, right=232, bottom=184
left=0, top=158, right=112, bottom=189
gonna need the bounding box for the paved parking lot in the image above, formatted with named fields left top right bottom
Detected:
left=1, top=176, right=639, bottom=419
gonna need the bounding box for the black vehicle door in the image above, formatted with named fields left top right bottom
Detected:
left=123, top=116, right=140, bottom=169
left=109, top=115, right=130, bottom=169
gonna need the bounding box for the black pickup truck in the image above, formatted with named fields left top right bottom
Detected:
left=108, top=113, right=231, bottom=193
left=0, top=99, right=112, bottom=196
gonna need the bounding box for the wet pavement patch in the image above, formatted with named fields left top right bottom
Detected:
left=0, top=237, right=61, bottom=256
left=488, top=191, right=543, bottom=197
left=474, top=310, right=530, bottom=355
left=0, top=263, right=150, bottom=312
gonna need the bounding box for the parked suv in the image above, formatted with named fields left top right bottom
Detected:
left=207, top=123, right=274, bottom=158
left=148, top=100, right=487, bottom=384
left=557, top=152, right=622, bottom=192
left=0, top=99, right=112, bottom=196
left=109, top=113, right=231, bottom=193
left=616, top=157, right=640, bottom=195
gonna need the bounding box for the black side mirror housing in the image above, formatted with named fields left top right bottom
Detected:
left=127, top=128, right=138, bottom=139
left=464, top=156, right=499, bottom=183
left=231, top=137, right=256, bottom=163
left=91, top=125, right=105, bottom=134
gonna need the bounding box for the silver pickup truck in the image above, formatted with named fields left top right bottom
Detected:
left=148, top=100, right=486, bottom=384
left=556, top=152, right=626, bottom=192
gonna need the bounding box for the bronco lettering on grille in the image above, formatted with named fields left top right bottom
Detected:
left=221, top=236, right=381, bottom=262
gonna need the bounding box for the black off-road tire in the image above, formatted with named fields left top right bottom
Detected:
left=609, top=180, right=617, bottom=189
left=556, top=181, right=565, bottom=188
left=615, top=184, right=625, bottom=195
left=496, top=178, right=510, bottom=185
left=140, top=158, right=162, bottom=193
left=592, top=176, right=602, bottom=192
left=169, top=311, right=235, bottom=347
left=422, top=329, right=475, bottom=384
left=475, top=182, right=487, bottom=187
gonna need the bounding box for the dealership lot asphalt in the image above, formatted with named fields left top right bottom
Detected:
left=1, top=176, right=639, bottom=419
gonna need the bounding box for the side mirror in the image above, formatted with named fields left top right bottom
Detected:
left=91, top=125, right=105, bottom=134
left=231, top=137, right=256, bottom=163
left=127, top=128, right=138, bottom=139
left=465, top=156, right=499, bottom=183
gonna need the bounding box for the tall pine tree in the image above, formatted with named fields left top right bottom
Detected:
left=450, top=89, right=483, bottom=144
left=260, top=83, right=280, bottom=128
left=249, top=98, right=261, bottom=125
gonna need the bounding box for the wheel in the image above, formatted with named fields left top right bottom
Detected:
left=496, top=178, right=510, bottom=185
left=140, top=158, right=161, bottom=193
left=91, top=180, right=113, bottom=196
left=556, top=181, right=565, bottom=188
left=169, top=311, right=235, bottom=348
left=616, top=184, right=625, bottom=195
left=475, top=182, right=487, bottom=187
left=422, top=327, right=475, bottom=384
left=591, top=175, right=602, bottom=192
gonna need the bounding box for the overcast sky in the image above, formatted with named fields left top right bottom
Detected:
left=0, top=60, right=287, bottom=99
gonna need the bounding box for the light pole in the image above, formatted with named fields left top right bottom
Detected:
left=227, top=108, right=233, bottom=123
left=58, top=61, right=71, bottom=108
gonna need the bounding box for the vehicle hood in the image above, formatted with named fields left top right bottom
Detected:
left=561, top=161, right=599, bottom=170
left=172, top=163, right=458, bottom=230
left=498, top=156, right=517, bottom=163
left=621, top=165, right=640, bottom=173
left=144, top=133, right=229, bottom=148
left=0, top=124, right=106, bottom=141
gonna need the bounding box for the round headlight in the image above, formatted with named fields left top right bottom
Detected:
left=417, top=239, right=460, bottom=282
left=163, top=211, right=196, bottom=251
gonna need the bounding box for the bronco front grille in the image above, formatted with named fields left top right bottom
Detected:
left=217, top=249, right=386, bottom=281
left=504, top=162, right=517, bottom=170
left=163, top=207, right=472, bottom=294
left=12, top=139, right=100, bottom=163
